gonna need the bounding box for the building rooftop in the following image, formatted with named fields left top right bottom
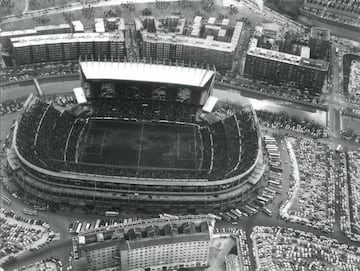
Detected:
left=80, top=61, right=215, bottom=87
left=10, top=32, right=124, bottom=47
left=143, top=32, right=236, bottom=52
left=95, top=18, right=105, bottom=33
left=34, top=24, right=71, bottom=32
left=310, top=27, right=330, bottom=41
left=194, top=16, right=202, bottom=24
left=300, top=46, right=311, bottom=58
left=0, top=29, right=37, bottom=38
left=71, top=20, right=84, bottom=32
left=221, top=18, right=230, bottom=27
left=231, top=21, right=243, bottom=46
left=104, top=17, right=125, bottom=31
left=208, top=17, right=216, bottom=24
left=247, top=38, right=329, bottom=71
left=127, top=232, right=210, bottom=250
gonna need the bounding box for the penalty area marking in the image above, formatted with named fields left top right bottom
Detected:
left=177, top=132, right=197, bottom=162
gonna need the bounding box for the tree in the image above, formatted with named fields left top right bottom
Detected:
left=141, top=8, right=152, bottom=16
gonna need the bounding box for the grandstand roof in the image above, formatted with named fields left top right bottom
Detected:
left=80, top=61, right=215, bottom=88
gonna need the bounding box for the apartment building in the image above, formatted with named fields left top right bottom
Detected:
left=73, top=216, right=214, bottom=271
left=10, top=32, right=125, bottom=65
left=140, top=16, right=243, bottom=71
left=244, top=37, right=329, bottom=93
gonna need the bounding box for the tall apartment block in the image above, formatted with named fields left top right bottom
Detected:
left=10, top=32, right=125, bottom=65
left=72, top=216, right=214, bottom=271
left=309, top=27, right=330, bottom=59
left=0, top=24, right=72, bottom=49
left=139, top=16, right=243, bottom=71
left=244, top=24, right=329, bottom=94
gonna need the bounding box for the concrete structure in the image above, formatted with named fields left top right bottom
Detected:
left=0, top=24, right=72, bottom=49
left=10, top=32, right=125, bottom=65
left=72, top=216, right=214, bottom=271
left=9, top=61, right=266, bottom=212
left=244, top=37, right=329, bottom=93
left=309, top=27, right=330, bottom=59
left=141, top=18, right=243, bottom=71
left=80, top=61, right=215, bottom=88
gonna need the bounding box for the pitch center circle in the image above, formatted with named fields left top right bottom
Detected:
left=130, top=136, right=152, bottom=150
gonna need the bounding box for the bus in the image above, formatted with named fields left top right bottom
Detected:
left=263, top=207, right=272, bottom=217
left=94, top=219, right=101, bottom=229
left=255, top=199, right=266, bottom=207
left=230, top=209, right=242, bottom=218
left=70, top=221, right=79, bottom=234
left=23, top=208, right=38, bottom=216
left=207, top=213, right=222, bottom=220
left=269, top=180, right=281, bottom=186
left=1, top=196, right=11, bottom=205
left=219, top=213, right=231, bottom=222
left=258, top=196, right=269, bottom=203
left=271, top=166, right=283, bottom=173
left=105, top=211, right=119, bottom=217
left=85, top=222, right=91, bottom=231
left=75, top=223, right=83, bottom=234
left=226, top=212, right=237, bottom=220
left=34, top=205, right=49, bottom=211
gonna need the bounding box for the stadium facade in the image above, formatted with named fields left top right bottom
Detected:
left=7, top=60, right=267, bottom=213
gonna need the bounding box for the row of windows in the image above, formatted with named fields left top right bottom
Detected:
left=14, top=169, right=260, bottom=209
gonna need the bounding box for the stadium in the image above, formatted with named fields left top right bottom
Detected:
left=7, top=60, right=267, bottom=213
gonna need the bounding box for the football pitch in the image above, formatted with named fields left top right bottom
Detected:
left=79, top=120, right=202, bottom=170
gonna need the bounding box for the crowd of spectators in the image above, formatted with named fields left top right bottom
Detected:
left=0, top=62, right=79, bottom=84
left=199, top=127, right=212, bottom=171
left=205, top=109, right=259, bottom=180
left=16, top=99, right=49, bottom=167
left=50, top=111, right=77, bottom=161
left=15, top=96, right=260, bottom=181
left=257, top=110, right=325, bottom=138
left=89, top=98, right=199, bottom=123
left=209, top=120, right=228, bottom=179
left=66, top=119, right=87, bottom=162
left=1, top=95, right=76, bottom=117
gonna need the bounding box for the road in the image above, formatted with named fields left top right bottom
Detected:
left=0, top=0, right=197, bottom=24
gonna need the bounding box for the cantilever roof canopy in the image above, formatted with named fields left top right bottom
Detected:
left=202, top=96, right=218, bottom=112
left=80, top=61, right=215, bottom=88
